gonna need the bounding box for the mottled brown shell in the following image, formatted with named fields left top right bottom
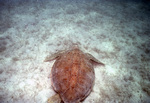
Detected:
left=45, top=48, right=104, bottom=103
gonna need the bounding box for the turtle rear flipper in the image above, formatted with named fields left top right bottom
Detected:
left=47, top=94, right=61, bottom=103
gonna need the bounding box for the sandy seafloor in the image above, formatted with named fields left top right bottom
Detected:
left=0, top=0, right=150, bottom=103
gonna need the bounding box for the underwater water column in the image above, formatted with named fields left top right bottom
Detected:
left=0, top=0, right=150, bottom=103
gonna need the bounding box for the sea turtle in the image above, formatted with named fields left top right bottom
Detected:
left=45, top=47, right=105, bottom=103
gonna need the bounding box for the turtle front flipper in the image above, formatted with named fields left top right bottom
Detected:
left=47, top=94, right=61, bottom=103
left=44, top=51, right=65, bottom=62
left=86, top=53, right=105, bottom=66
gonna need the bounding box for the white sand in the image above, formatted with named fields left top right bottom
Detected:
left=0, top=0, right=150, bottom=103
